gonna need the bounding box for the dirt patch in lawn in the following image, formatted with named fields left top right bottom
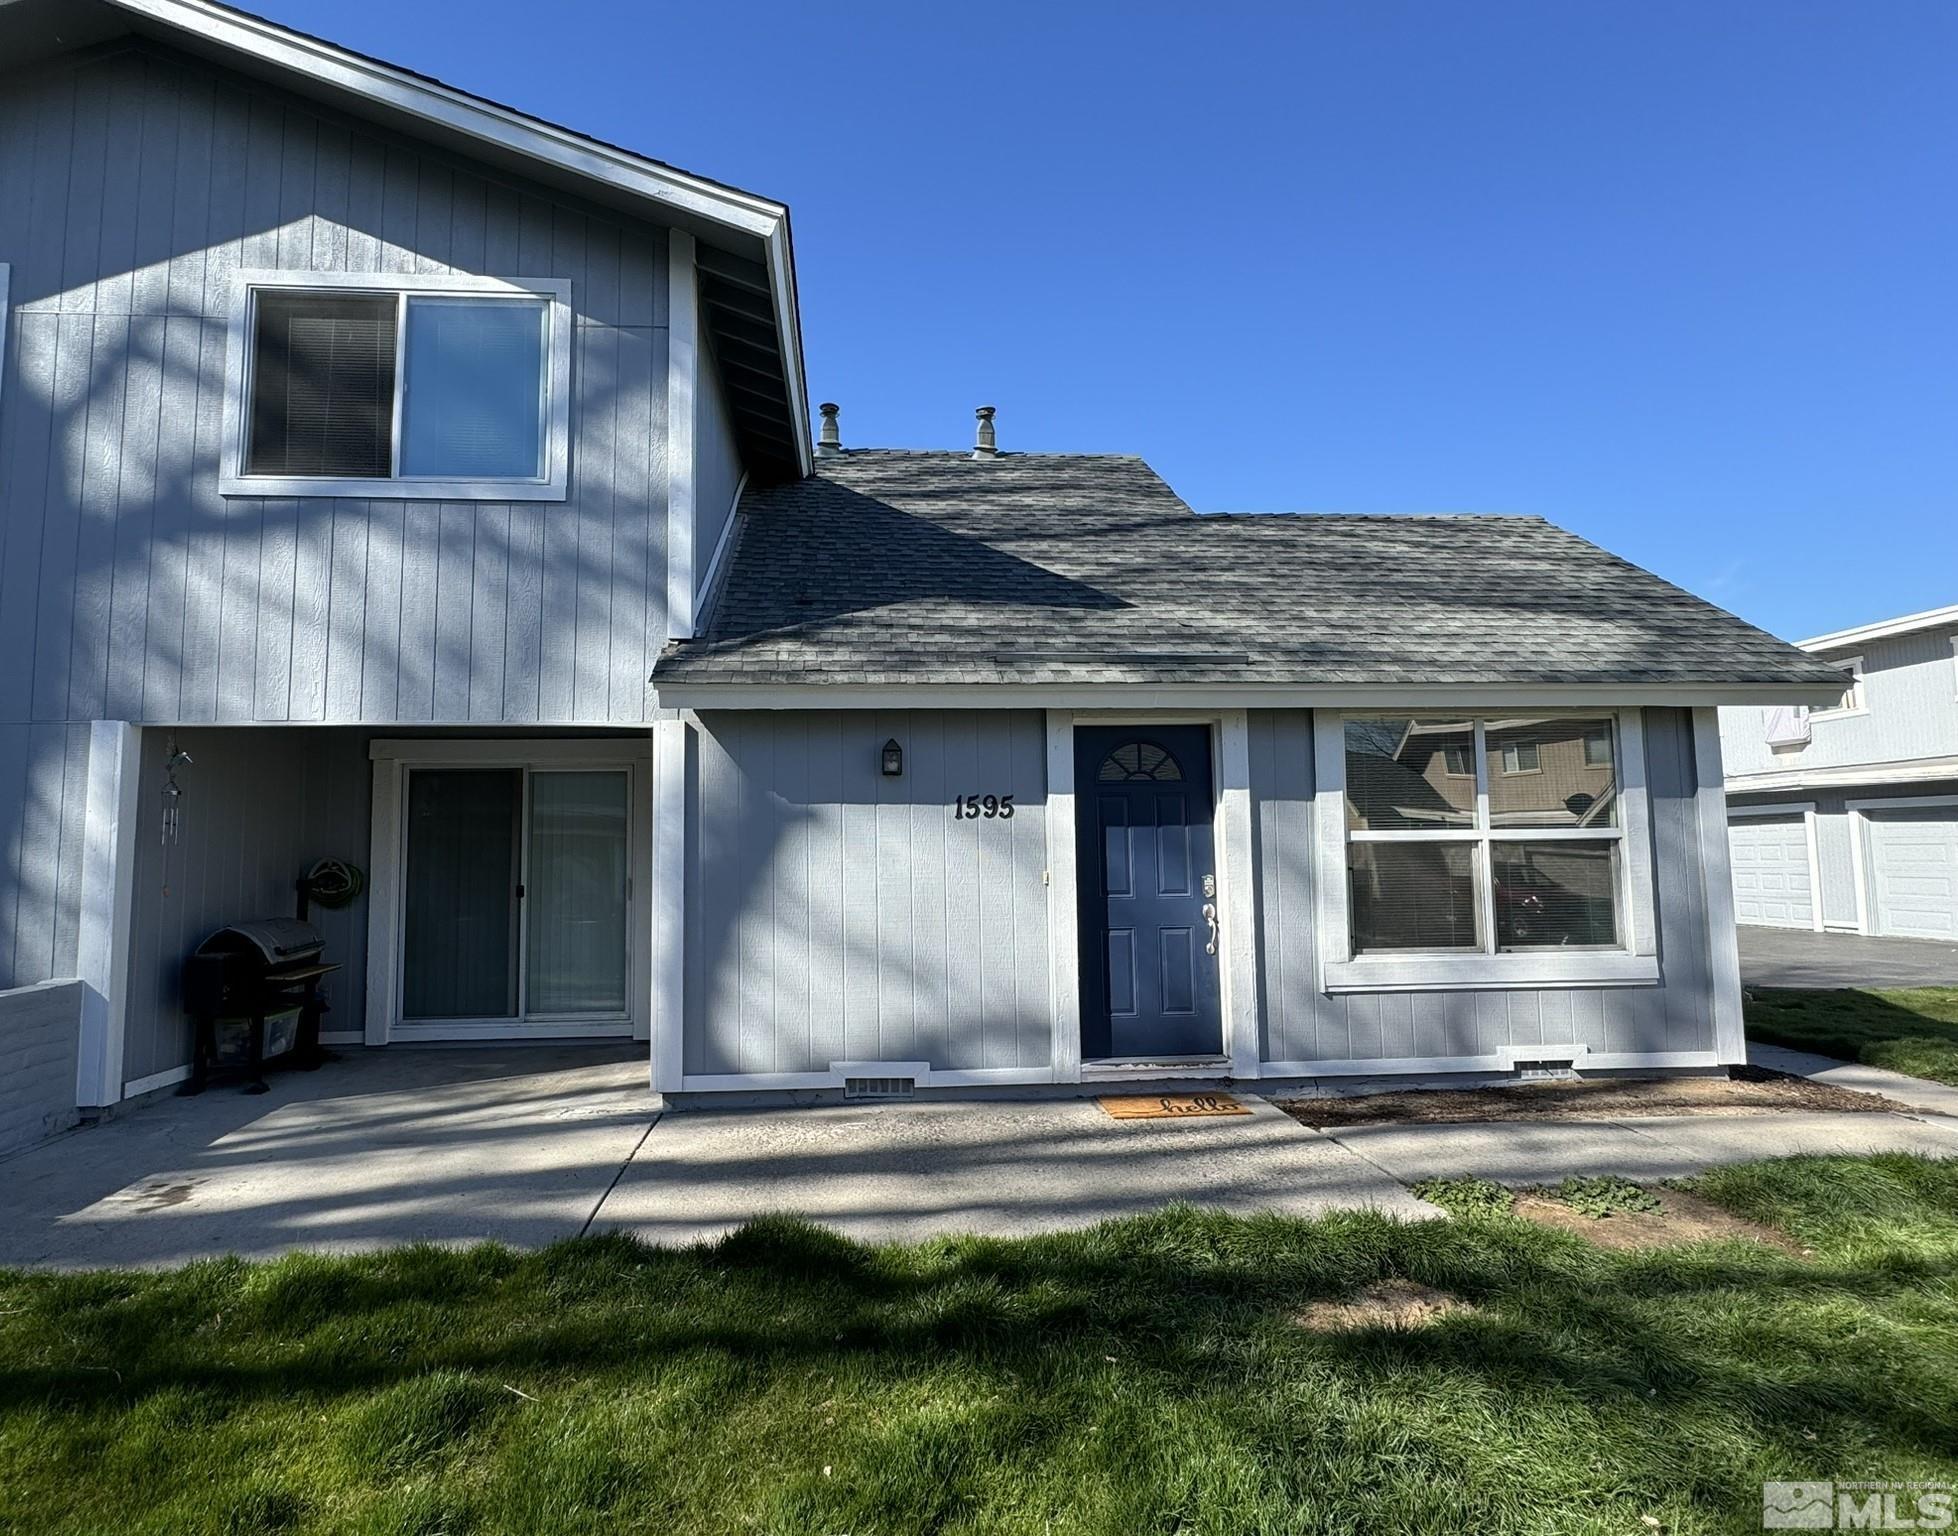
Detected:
left=1296, top=1278, right=1474, bottom=1332
left=1280, top=1067, right=1912, bottom=1128
left=1515, top=1187, right=1810, bottom=1255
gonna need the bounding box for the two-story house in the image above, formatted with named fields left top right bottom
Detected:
left=1722, top=604, right=1958, bottom=941
left=0, top=0, right=1846, bottom=1158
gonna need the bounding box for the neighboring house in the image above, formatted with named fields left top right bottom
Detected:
left=0, top=0, right=1844, bottom=1157
left=1722, top=604, right=1958, bottom=940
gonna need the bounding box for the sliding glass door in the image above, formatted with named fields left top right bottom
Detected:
left=403, top=769, right=521, bottom=1019
left=400, top=765, right=631, bottom=1026
left=525, top=771, right=630, bottom=1016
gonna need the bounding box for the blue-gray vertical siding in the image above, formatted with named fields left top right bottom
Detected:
left=683, top=710, right=1052, bottom=1076
left=1814, top=803, right=1860, bottom=928
left=1249, top=707, right=1722, bottom=1065
left=695, top=333, right=744, bottom=596
left=0, top=43, right=672, bottom=732
left=120, top=726, right=376, bottom=1085
left=1721, top=624, right=1958, bottom=780
left=0, top=722, right=92, bottom=988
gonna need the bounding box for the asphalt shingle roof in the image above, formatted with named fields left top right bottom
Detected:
left=654, top=451, right=1846, bottom=691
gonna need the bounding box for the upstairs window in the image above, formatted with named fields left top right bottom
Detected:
left=224, top=273, right=570, bottom=500
left=1810, top=655, right=1866, bottom=720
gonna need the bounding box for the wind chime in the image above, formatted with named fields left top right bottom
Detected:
left=160, top=737, right=192, bottom=897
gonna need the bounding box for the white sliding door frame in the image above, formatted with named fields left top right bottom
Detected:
left=366, top=738, right=653, bottom=1044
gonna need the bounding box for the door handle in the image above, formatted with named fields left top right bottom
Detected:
left=1201, top=901, right=1218, bottom=956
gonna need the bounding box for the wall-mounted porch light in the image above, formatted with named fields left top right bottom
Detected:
left=880, top=738, right=904, bottom=777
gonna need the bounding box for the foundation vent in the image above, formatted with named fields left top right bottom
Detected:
left=1513, top=1060, right=1580, bottom=1082
left=843, top=1076, right=915, bottom=1101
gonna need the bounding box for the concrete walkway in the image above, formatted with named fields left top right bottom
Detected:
left=1740, top=925, right=1958, bottom=988
left=0, top=1052, right=1433, bottom=1268
left=1750, top=1042, right=1958, bottom=1122
left=3, top=1045, right=1955, bottom=1269
left=1309, top=1044, right=1958, bottom=1188
left=1316, top=1108, right=1958, bottom=1188
left=591, top=1096, right=1434, bottom=1247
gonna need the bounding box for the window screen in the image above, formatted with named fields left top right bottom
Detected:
left=246, top=291, right=396, bottom=477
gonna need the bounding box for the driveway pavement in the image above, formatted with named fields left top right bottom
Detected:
left=1740, top=925, right=1958, bottom=988
left=3, top=1045, right=1954, bottom=1269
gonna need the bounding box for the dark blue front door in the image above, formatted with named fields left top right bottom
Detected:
left=1076, top=726, right=1223, bottom=1060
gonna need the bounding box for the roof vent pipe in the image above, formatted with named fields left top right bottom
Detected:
left=972, top=405, right=998, bottom=459
left=817, top=401, right=842, bottom=456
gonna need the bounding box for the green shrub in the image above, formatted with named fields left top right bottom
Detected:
left=1546, top=1175, right=1662, bottom=1219
left=1410, top=1176, right=1515, bottom=1219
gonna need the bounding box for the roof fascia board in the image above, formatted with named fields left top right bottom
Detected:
left=1726, top=754, right=1958, bottom=796
left=103, top=0, right=812, bottom=474
left=1798, top=603, right=1958, bottom=652
left=106, top=0, right=778, bottom=234
left=654, top=680, right=1850, bottom=712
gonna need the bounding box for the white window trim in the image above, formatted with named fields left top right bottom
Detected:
left=1808, top=654, right=1866, bottom=720
left=220, top=269, right=573, bottom=501
left=364, top=738, right=653, bottom=1046
left=1312, top=710, right=1660, bottom=992
left=1951, top=636, right=1958, bottom=700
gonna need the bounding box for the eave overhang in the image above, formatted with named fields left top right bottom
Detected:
left=650, top=679, right=1854, bottom=713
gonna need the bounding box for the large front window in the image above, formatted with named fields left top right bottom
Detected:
left=1343, top=715, right=1625, bottom=957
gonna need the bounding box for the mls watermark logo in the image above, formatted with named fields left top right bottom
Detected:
left=1763, top=1481, right=1955, bottom=1529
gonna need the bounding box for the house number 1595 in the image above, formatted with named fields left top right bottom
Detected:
left=954, top=794, right=1015, bottom=819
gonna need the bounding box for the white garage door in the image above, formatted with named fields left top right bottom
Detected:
left=1868, top=808, right=1958, bottom=941
left=1729, top=815, right=1814, bottom=929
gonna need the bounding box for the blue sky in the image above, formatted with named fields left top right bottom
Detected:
left=269, top=0, right=1955, bottom=642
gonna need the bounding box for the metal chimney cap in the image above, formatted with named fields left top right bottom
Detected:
left=817, top=401, right=842, bottom=455
left=972, top=404, right=998, bottom=459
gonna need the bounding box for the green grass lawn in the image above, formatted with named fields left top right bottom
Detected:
left=1747, top=986, right=1958, bottom=1086
left=5, top=1155, right=1958, bottom=1535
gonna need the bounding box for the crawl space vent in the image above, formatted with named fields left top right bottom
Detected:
left=843, top=1076, right=915, bottom=1102
left=1514, top=1060, right=1579, bottom=1082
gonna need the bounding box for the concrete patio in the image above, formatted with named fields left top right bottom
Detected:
left=0, top=1049, right=1436, bottom=1268
left=2, top=1044, right=1955, bottom=1269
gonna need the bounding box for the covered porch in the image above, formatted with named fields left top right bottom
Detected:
left=103, top=726, right=656, bottom=1108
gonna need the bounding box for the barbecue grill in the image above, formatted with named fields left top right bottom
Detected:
left=181, top=918, right=337, bottom=1093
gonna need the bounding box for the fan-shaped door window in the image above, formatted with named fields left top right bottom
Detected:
left=1097, top=741, right=1185, bottom=782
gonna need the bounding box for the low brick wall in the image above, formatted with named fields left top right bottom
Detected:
left=0, top=980, right=82, bottom=1157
